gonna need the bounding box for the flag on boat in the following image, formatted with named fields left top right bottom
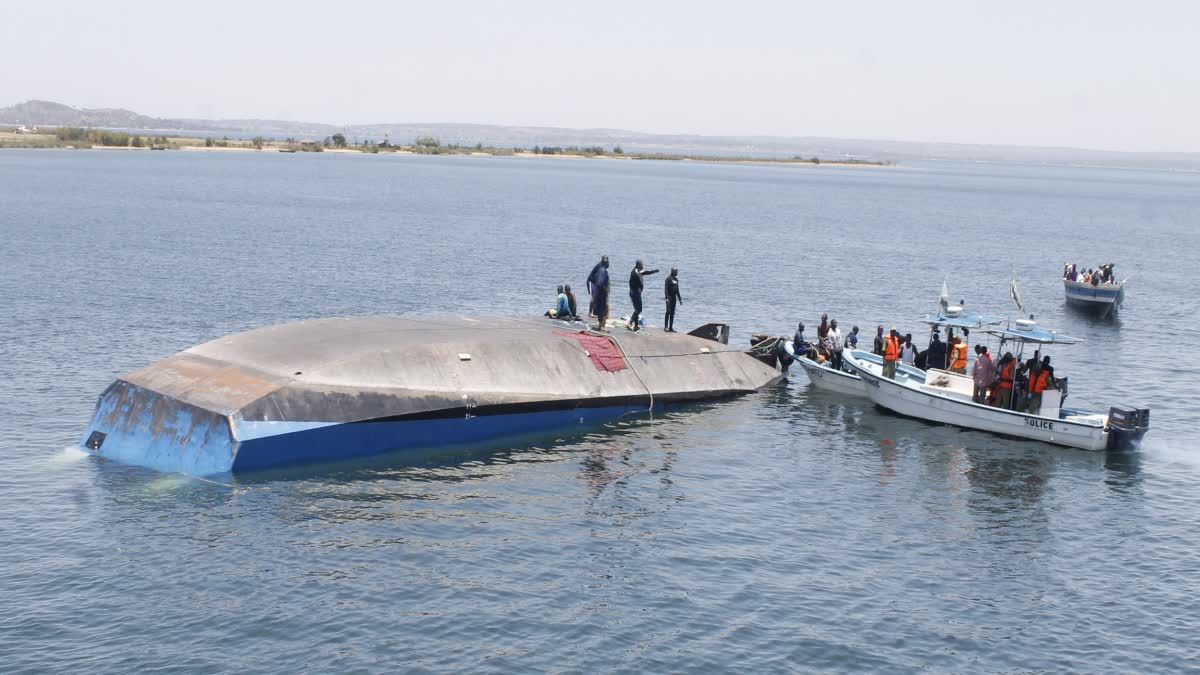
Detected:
left=939, top=277, right=950, bottom=310
left=1010, top=272, right=1024, bottom=312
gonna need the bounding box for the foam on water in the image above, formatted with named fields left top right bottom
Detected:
left=47, top=446, right=89, bottom=466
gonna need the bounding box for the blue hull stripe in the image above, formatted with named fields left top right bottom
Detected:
left=81, top=382, right=651, bottom=475
left=230, top=405, right=637, bottom=473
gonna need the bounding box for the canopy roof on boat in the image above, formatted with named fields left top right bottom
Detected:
left=922, top=311, right=1004, bottom=329
left=986, top=326, right=1084, bottom=345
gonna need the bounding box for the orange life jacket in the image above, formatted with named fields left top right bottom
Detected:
left=951, top=342, right=967, bottom=369
left=996, top=362, right=1014, bottom=389
left=884, top=335, right=901, bottom=362
left=1030, top=369, right=1050, bottom=394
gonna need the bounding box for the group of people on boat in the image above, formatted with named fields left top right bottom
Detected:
left=793, top=311, right=1066, bottom=416
left=546, top=255, right=683, bottom=333
left=1063, top=262, right=1116, bottom=286
left=970, top=347, right=1059, bottom=415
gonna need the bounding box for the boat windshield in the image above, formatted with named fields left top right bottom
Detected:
left=985, top=326, right=1083, bottom=345
left=922, top=311, right=1004, bottom=329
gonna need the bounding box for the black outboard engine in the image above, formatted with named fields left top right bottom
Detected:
left=1107, top=405, right=1150, bottom=450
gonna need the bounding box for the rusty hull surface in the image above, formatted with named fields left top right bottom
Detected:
left=81, top=316, right=782, bottom=475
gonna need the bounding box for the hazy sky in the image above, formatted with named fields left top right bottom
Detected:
left=5, top=0, right=1198, bottom=152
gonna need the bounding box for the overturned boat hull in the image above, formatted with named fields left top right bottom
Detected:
left=81, top=316, right=783, bottom=475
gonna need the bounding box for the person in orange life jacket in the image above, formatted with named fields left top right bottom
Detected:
left=1027, top=361, right=1051, bottom=415
left=882, top=327, right=902, bottom=379
left=1030, top=356, right=1057, bottom=414
left=949, top=328, right=969, bottom=374
left=992, top=353, right=1015, bottom=409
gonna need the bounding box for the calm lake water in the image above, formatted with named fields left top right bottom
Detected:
left=1, top=149, right=1198, bottom=673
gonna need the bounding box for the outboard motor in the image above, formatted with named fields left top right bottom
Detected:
left=1107, top=405, right=1150, bottom=450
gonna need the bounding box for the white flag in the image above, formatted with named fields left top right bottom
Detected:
left=1010, top=273, right=1024, bottom=312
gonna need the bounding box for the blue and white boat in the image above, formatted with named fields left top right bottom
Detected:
left=1064, top=278, right=1125, bottom=314
left=845, top=319, right=1149, bottom=451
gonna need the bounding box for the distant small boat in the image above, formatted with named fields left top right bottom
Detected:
left=1064, top=278, right=1125, bottom=314
left=278, top=148, right=298, bottom=153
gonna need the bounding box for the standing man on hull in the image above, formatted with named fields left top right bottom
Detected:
left=628, top=259, right=659, bottom=332
left=664, top=267, right=683, bottom=332
left=586, top=255, right=608, bottom=318
left=587, top=256, right=611, bottom=330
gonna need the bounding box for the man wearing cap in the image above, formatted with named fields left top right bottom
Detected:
left=883, top=327, right=902, bottom=379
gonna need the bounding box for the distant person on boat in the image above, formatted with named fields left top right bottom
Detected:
left=873, top=325, right=885, bottom=356
left=883, top=327, right=902, bottom=379
left=627, top=259, right=659, bottom=332
left=949, top=332, right=968, bottom=375
left=564, top=284, right=578, bottom=319
left=588, top=256, right=611, bottom=330
left=586, top=255, right=609, bottom=318
left=816, top=314, right=830, bottom=360
left=901, top=334, right=917, bottom=366
left=926, top=331, right=947, bottom=371
left=793, top=323, right=813, bottom=359
left=972, top=345, right=994, bottom=404
left=992, top=353, right=1015, bottom=409
left=846, top=325, right=860, bottom=351
left=826, top=319, right=845, bottom=370
left=1027, top=360, right=1051, bottom=415
left=663, top=267, right=682, bottom=332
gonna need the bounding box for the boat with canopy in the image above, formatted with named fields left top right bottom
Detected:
left=845, top=316, right=1149, bottom=451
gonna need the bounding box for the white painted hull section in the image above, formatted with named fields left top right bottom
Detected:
left=845, top=351, right=1111, bottom=451
left=796, top=355, right=868, bottom=397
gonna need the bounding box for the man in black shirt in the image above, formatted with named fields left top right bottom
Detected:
left=663, top=267, right=683, bottom=332
left=628, top=259, right=659, bottom=332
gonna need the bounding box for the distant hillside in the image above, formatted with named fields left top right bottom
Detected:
left=0, top=100, right=188, bottom=130
left=3, top=99, right=1199, bottom=170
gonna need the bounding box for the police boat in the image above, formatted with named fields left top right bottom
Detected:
left=844, top=319, right=1150, bottom=451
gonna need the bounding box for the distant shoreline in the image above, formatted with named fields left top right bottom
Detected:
left=0, top=128, right=893, bottom=167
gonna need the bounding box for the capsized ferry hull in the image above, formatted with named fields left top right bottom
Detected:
left=81, top=316, right=783, bottom=475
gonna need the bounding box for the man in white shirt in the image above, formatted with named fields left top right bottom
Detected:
left=901, top=333, right=918, bottom=366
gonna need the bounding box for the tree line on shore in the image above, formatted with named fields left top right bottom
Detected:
left=4, top=127, right=889, bottom=165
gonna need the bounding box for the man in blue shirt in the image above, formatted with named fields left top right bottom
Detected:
left=555, top=285, right=570, bottom=318
left=587, top=256, right=611, bottom=330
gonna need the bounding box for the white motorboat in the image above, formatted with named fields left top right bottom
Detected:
left=784, top=341, right=923, bottom=398
left=844, top=320, right=1149, bottom=451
